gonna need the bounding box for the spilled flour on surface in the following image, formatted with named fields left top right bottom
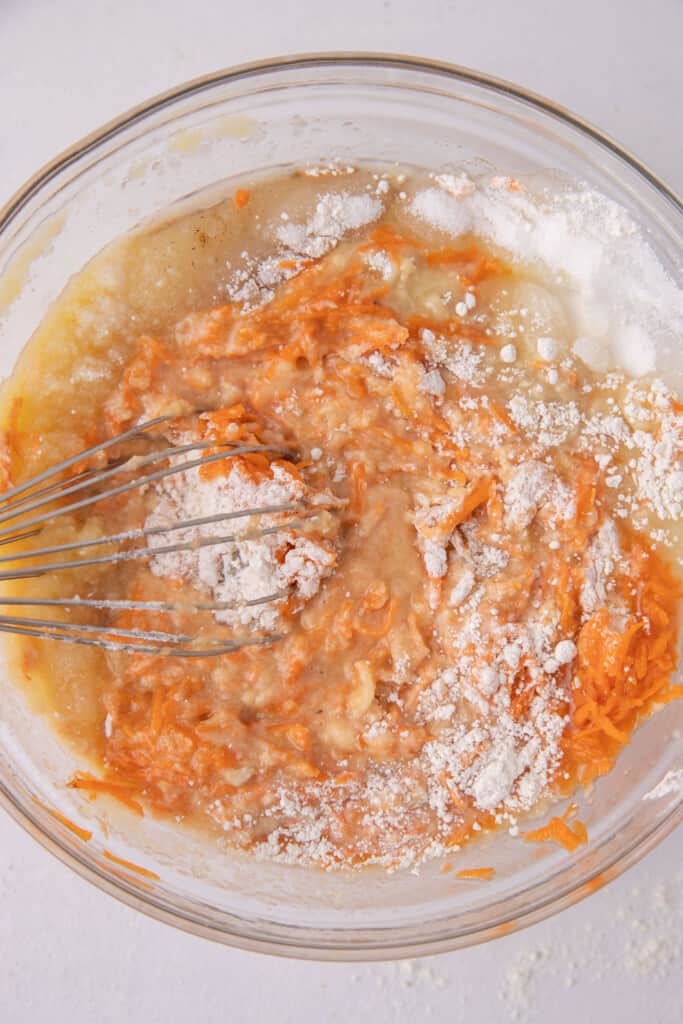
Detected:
left=345, top=854, right=683, bottom=1024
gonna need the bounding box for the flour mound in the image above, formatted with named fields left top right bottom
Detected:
left=146, top=462, right=336, bottom=631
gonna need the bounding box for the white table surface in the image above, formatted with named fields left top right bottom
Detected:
left=1, top=2, right=682, bottom=1021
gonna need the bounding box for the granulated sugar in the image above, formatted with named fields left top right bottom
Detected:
left=408, top=173, right=683, bottom=380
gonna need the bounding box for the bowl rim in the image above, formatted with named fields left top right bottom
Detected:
left=0, top=52, right=681, bottom=960
left=1, top=51, right=681, bottom=234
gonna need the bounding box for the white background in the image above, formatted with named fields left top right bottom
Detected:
left=1, top=2, right=682, bottom=1021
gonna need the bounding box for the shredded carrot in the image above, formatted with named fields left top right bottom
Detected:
left=455, top=867, right=496, bottom=881
left=486, top=400, right=518, bottom=434
left=524, top=804, right=588, bottom=853
left=561, top=536, right=682, bottom=789
left=350, top=460, right=368, bottom=515
left=574, top=462, right=598, bottom=523
left=149, top=685, right=165, bottom=738
left=233, top=189, right=251, bottom=209
left=32, top=798, right=92, bottom=842
left=355, top=597, right=398, bottom=637
left=418, top=477, right=491, bottom=541
left=423, top=243, right=507, bottom=285
left=362, top=223, right=426, bottom=253
left=445, top=823, right=473, bottom=848
left=68, top=773, right=144, bottom=817
left=454, top=477, right=492, bottom=526
left=103, top=850, right=160, bottom=880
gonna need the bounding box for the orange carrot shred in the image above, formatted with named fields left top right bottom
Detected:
left=524, top=814, right=588, bottom=853
left=68, top=773, right=144, bottom=817
left=32, top=798, right=92, bottom=842
left=455, top=867, right=496, bottom=880
left=103, top=850, right=160, bottom=880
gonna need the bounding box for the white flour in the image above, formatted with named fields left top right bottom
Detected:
left=422, top=329, right=489, bottom=386
left=632, top=415, right=683, bottom=520
left=364, top=865, right=683, bottom=1020
left=498, top=866, right=683, bottom=1021
left=503, top=461, right=555, bottom=531
left=276, top=191, right=383, bottom=259
left=507, top=395, right=582, bottom=448
left=145, top=461, right=335, bottom=631
left=226, top=189, right=383, bottom=308
left=421, top=694, right=566, bottom=815
left=225, top=254, right=300, bottom=309
left=417, top=606, right=570, bottom=817
left=580, top=519, right=622, bottom=615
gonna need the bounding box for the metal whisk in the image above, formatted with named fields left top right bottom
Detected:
left=0, top=416, right=306, bottom=656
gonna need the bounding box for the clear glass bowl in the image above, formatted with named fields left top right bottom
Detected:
left=0, top=54, right=681, bottom=960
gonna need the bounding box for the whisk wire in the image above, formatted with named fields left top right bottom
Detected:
left=0, top=619, right=283, bottom=657
left=0, top=442, right=297, bottom=538
left=0, top=591, right=288, bottom=612
left=0, top=418, right=311, bottom=655
left=0, top=415, right=173, bottom=505
left=0, top=518, right=310, bottom=581
left=0, top=504, right=299, bottom=565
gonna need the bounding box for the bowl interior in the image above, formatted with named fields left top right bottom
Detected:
left=0, top=56, right=681, bottom=958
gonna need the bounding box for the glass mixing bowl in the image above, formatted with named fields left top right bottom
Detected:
left=0, top=54, right=681, bottom=960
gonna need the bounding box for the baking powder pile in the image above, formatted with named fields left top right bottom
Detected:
left=409, top=172, right=683, bottom=381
